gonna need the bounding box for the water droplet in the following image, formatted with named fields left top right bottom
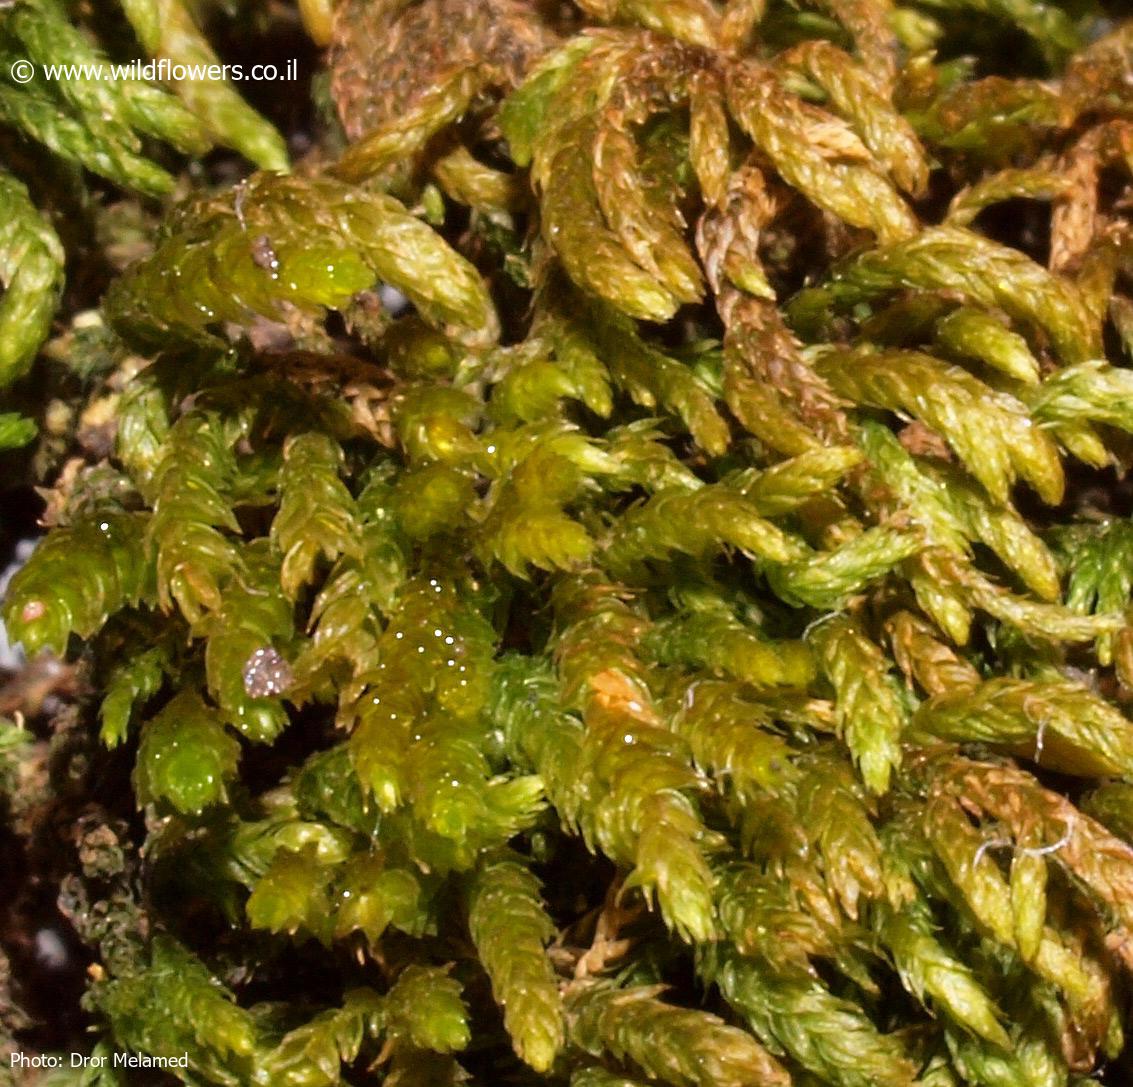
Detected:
left=379, top=285, right=410, bottom=314
left=242, top=646, right=293, bottom=698
left=34, top=928, right=68, bottom=971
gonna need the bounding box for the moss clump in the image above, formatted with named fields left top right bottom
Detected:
left=4, top=1, right=1133, bottom=1084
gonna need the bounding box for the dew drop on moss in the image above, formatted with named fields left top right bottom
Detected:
left=242, top=646, right=294, bottom=698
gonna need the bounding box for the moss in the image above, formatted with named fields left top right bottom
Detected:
left=4, top=1, right=1133, bottom=1084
